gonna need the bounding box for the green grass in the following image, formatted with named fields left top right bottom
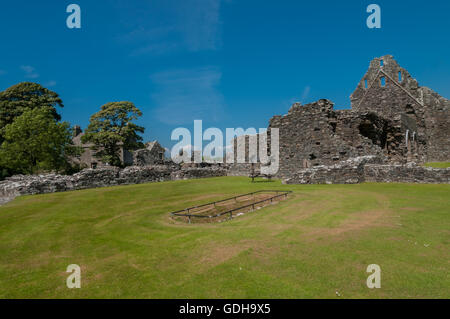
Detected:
left=424, top=162, right=450, bottom=168
left=0, top=177, right=449, bottom=299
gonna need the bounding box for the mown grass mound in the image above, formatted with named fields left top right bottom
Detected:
left=0, top=177, right=448, bottom=298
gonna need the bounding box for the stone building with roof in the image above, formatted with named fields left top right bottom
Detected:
left=132, top=141, right=166, bottom=166
left=71, top=126, right=134, bottom=168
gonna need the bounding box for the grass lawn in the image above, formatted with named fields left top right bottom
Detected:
left=424, top=162, right=450, bottom=168
left=0, top=177, right=448, bottom=299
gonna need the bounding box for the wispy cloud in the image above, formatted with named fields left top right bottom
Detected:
left=116, top=0, right=223, bottom=56
left=301, top=86, right=311, bottom=103
left=285, top=86, right=312, bottom=107
left=20, top=65, right=39, bottom=79
left=151, top=67, right=226, bottom=125
left=178, top=0, right=222, bottom=51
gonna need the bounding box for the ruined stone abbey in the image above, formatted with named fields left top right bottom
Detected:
left=1, top=55, right=449, bottom=203
left=229, top=55, right=449, bottom=183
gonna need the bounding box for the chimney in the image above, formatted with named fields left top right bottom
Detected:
left=73, top=125, right=82, bottom=137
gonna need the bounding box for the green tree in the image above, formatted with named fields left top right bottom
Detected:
left=0, top=82, right=63, bottom=141
left=82, top=101, right=145, bottom=167
left=0, top=107, right=80, bottom=175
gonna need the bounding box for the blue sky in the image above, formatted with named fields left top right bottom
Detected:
left=0, top=0, right=449, bottom=148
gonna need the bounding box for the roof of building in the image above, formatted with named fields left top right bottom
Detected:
left=146, top=141, right=164, bottom=152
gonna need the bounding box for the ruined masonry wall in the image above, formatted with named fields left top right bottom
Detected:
left=0, top=166, right=227, bottom=205
left=223, top=56, right=449, bottom=180
left=283, top=156, right=450, bottom=185
left=268, top=100, right=386, bottom=179
left=363, top=164, right=450, bottom=184
left=351, top=55, right=450, bottom=163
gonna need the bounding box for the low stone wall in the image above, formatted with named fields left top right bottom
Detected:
left=170, top=167, right=227, bottom=180
left=0, top=165, right=227, bottom=205
left=364, top=164, right=450, bottom=183
left=283, top=156, right=450, bottom=184
left=283, top=164, right=364, bottom=185
left=283, top=156, right=382, bottom=184
left=227, top=163, right=260, bottom=177
left=1, top=159, right=448, bottom=205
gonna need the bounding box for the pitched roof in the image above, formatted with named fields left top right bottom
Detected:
left=146, top=141, right=164, bottom=151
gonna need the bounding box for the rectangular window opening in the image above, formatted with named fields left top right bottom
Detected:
left=398, top=71, right=402, bottom=82
left=380, top=77, right=386, bottom=87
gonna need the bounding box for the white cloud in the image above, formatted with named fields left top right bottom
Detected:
left=20, top=65, right=39, bottom=79
left=151, top=67, right=226, bottom=125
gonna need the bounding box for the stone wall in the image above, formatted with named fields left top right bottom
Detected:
left=227, top=163, right=260, bottom=176
left=171, top=167, right=227, bottom=180
left=350, top=55, right=450, bottom=163
left=1, top=159, right=448, bottom=206
left=283, top=163, right=364, bottom=185
left=364, top=164, right=450, bottom=184
left=133, top=141, right=167, bottom=166
left=133, top=149, right=163, bottom=166
left=233, top=55, right=449, bottom=180
left=283, top=156, right=450, bottom=185
left=422, top=87, right=450, bottom=162
left=283, top=156, right=383, bottom=185
left=268, top=100, right=388, bottom=179
left=0, top=165, right=227, bottom=205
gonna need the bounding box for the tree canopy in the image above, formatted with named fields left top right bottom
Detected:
left=0, top=82, right=63, bottom=140
left=0, top=107, right=79, bottom=175
left=82, top=101, right=145, bottom=167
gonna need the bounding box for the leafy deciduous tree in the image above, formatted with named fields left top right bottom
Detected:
left=82, top=101, right=145, bottom=167
left=0, top=82, right=63, bottom=141
left=0, top=107, right=80, bottom=175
